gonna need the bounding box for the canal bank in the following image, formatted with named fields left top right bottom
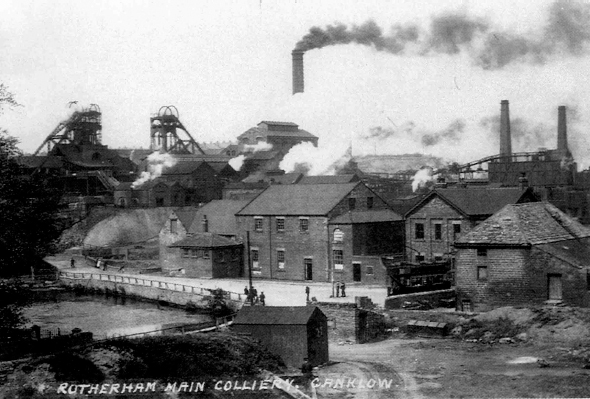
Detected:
left=59, top=271, right=244, bottom=313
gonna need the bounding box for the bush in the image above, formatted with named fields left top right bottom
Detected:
left=47, top=353, right=104, bottom=383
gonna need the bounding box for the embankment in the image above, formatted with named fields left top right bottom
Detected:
left=59, top=272, right=244, bottom=313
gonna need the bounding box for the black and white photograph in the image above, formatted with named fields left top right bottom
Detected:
left=2, top=0, right=590, bottom=397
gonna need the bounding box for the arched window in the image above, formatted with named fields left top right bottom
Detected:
left=333, top=228, right=344, bottom=242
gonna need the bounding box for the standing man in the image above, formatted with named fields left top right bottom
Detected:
left=70, top=258, right=75, bottom=268
left=251, top=287, right=258, bottom=304
left=341, top=281, right=346, bottom=297
left=244, top=286, right=249, bottom=297
left=259, top=292, right=266, bottom=306
left=305, top=286, right=310, bottom=302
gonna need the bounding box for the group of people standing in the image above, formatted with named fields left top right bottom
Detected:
left=244, top=286, right=265, bottom=305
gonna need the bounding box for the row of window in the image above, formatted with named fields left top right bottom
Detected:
left=414, top=221, right=461, bottom=240
left=255, top=217, right=309, bottom=233
left=249, top=248, right=352, bottom=271
left=251, top=248, right=310, bottom=271
left=181, top=248, right=210, bottom=259
left=348, top=196, right=374, bottom=210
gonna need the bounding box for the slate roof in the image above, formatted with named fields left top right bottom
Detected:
left=188, top=199, right=252, bottom=235
left=455, top=202, right=590, bottom=247
left=406, top=187, right=534, bottom=218
left=241, top=172, right=302, bottom=185
left=161, top=161, right=206, bottom=175
left=233, top=306, right=323, bottom=325
left=169, top=232, right=241, bottom=248
left=329, top=209, right=402, bottom=224
left=17, top=156, right=64, bottom=169
left=535, top=238, right=590, bottom=268
left=259, top=121, right=299, bottom=127
left=236, top=182, right=360, bottom=216
left=298, top=174, right=360, bottom=185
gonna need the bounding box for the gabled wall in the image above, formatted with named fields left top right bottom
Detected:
left=456, top=246, right=590, bottom=311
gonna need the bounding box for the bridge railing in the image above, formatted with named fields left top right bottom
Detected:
left=59, top=271, right=244, bottom=303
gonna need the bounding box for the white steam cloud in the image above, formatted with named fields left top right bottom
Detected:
left=244, top=142, right=273, bottom=152
left=131, top=152, right=177, bottom=188
left=279, top=141, right=351, bottom=176
left=411, top=167, right=436, bottom=192
left=229, top=155, right=246, bottom=171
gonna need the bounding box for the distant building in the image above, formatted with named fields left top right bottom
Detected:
left=237, top=121, right=318, bottom=152
left=232, top=306, right=329, bottom=368
left=455, top=202, right=590, bottom=311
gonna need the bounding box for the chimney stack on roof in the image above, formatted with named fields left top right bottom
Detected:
left=500, top=100, right=512, bottom=160
left=292, top=50, right=305, bottom=94
left=557, top=105, right=570, bottom=157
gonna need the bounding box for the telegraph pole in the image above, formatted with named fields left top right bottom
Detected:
left=246, top=231, right=253, bottom=305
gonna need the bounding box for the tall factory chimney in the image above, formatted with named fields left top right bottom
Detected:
left=292, top=50, right=305, bottom=94
left=500, top=100, right=512, bottom=160
left=557, top=105, right=570, bottom=156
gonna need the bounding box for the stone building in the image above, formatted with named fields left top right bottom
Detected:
left=454, top=202, right=590, bottom=311
left=167, top=233, right=243, bottom=278
left=235, top=182, right=403, bottom=284
left=404, top=187, right=537, bottom=264
left=232, top=306, right=328, bottom=368
left=159, top=200, right=250, bottom=274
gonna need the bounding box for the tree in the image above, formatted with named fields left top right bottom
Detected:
left=0, top=85, right=63, bottom=277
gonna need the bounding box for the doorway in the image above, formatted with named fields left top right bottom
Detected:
left=548, top=274, right=563, bottom=300
left=353, top=262, right=361, bottom=282
left=304, top=258, right=313, bottom=281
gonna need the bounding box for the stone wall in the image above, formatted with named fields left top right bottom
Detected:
left=384, top=288, right=456, bottom=309
left=456, top=246, right=590, bottom=311
left=60, top=276, right=243, bottom=312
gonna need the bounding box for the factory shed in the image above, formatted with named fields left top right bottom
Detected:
left=232, top=306, right=328, bottom=368
left=455, top=202, right=590, bottom=311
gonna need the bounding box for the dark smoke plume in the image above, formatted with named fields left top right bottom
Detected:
left=421, top=119, right=465, bottom=147
left=428, top=13, right=488, bottom=54
left=295, top=0, right=590, bottom=70
left=295, top=20, right=419, bottom=53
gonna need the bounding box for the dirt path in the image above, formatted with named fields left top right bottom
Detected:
left=320, top=338, right=590, bottom=398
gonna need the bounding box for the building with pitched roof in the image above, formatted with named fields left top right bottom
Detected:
left=232, top=306, right=328, bottom=367
left=159, top=200, right=250, bottom=274
left=404, top=187, right=537, bottom=265
left=454, top=202, right=590, bottom=311
left=235, top=182, right=403, bottom=284
left=237, top=121, right=318, bottom=153
left=167, top=233, right=243, bottom=278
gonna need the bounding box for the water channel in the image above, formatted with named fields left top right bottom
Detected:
left=23, top=292, right=214, bottom=339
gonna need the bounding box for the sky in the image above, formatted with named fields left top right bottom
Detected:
left=2, top=0, right=590, bottom=168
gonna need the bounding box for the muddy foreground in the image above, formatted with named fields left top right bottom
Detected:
left=315, top=337, right=590, bottom=398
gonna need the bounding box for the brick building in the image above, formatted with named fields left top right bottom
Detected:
left=167, top=233, right=243, bottom=278
left=237, top=121, right=318, bottom=152
left=159, top=200, right=249, bottom=274
left=455, top=202, right=590, bottom=311
left=235, top=182, right=403, bottom=284
left=404, top=187, right=537, bottom=264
